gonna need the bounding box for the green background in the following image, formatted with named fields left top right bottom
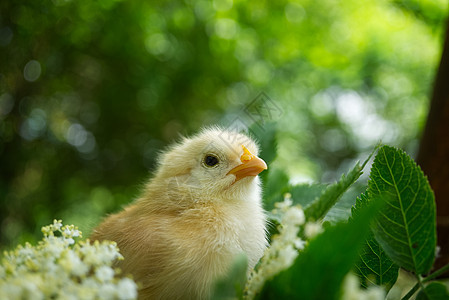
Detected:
left=0, top=0, right=447, bottom=248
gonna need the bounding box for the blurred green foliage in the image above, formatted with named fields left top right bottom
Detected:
left=0, top=0, right=447, bottom=248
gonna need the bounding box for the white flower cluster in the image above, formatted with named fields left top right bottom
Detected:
left=242, top=194, right=386, bottom=300
left=304, top=221, right=324, bottom=239
left=341, top=273, right=385, bottom=300
left=244, top=193, right=307, bottom=299
left=0, top=220, right=137, bottom=300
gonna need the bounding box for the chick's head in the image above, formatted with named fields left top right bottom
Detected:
left=155, top=127, right=267, bottom=203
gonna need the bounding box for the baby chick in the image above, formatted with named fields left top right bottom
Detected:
left=91, top=127, right=268, bottom=299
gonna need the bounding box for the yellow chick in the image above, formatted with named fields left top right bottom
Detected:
left=91, top=127, right=268, bottom=299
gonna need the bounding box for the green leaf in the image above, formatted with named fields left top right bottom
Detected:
left=263, top=166, right=290, bottom=211
left=290, top=183, right=328, bottom=208
left=352, top=193, right=399, bottom=291
left=260, top=200, right=381, bottom=300
left=288, top=183, right=362, bottom=224
left=325, top=184, right=365, bottom=224
left=416, top=282, right=449, bottom=300
left=368, top=146, right=436, bottom=274
left=212, top=253, right=248, bottom=300
left=304, top=151, right=374, bottom=221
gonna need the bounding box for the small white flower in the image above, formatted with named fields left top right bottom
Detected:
left=98, top=283, right=118, bottom=299
left=0, top=220, right=137, bottom=300
left=59, top=250, right=88, bottom=277
left=341, top=273, right=385, bottom=300
left=17, top=246, right=35, bottom=261
left=304, top=221, right=323, bottom=239
left=95, top=266, right=114, bottom=282
left=20, top=277, right=45, bottom=300
left=293, top=238, right=306, bottom=250
left=284, top=206, right=305, bottom=226
left=275, top=194, right=293, bottom=210
left=364, top=286, right=386, bottom=300
left=52, top=219, right=63, bottom=231
left=81, top=246, right=102, bottom=267
left=277, top=244, right=298, bottom=268
left=43, top=238, right=65, bottom=258
left=117, top=278, right=138, bottom=299
left=245, top=196, right=307, bottom=298
left=0, top=281, right=22, bottom=299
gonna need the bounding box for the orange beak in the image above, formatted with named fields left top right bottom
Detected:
left=227, top=145, right=268, bottom=182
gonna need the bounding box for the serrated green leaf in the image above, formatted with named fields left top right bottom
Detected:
left=416, top=282, right=449, bottom=300
left=304, top=153, right=372, bottom=221
left=324, top=184, right=365, bottom=224
left=355, top=235, right=399, bottom=290
left=260, top=200, right=380, bottom=300
left=352, top=193, right=399, bottom=291
left=368, top=146, right=436, bottom=275
left=289, top=182, right=327, bottom=208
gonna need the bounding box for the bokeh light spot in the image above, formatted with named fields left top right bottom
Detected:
left=23, top=60, right=42, bottom=82
left=213, top=0, right=233, bottom=12
left=285, top=2, right=306, bottom=24
left=214, top=18, right=238, bottom=39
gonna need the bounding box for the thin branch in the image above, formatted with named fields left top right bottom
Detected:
left=400, top=263, right=449, bottom=300
left=401, top=282, right=420, bottom=300
left=423, top=262, right=449, bottom=283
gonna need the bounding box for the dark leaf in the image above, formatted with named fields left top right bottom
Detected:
left=353, top=193, right=399, bottom=291
left=416, top=282, right=449, bottom=300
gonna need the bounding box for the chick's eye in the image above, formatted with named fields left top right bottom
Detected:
left=204, top=155, right=219, bottom=167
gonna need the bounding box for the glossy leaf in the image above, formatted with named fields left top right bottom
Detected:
left=368, top=146, right=436, bottom=274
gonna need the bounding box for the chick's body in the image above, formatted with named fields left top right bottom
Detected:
left=91, top=128, right=268, bottom=299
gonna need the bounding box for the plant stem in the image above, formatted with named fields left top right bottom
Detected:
left=422, top=262, right=449, bottom=283
left=400, top=263, right=449, bottom=300
left=401, top=283, right=420, bottom=300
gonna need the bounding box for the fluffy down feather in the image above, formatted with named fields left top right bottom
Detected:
left=91, top=127, right=268, bottom=299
